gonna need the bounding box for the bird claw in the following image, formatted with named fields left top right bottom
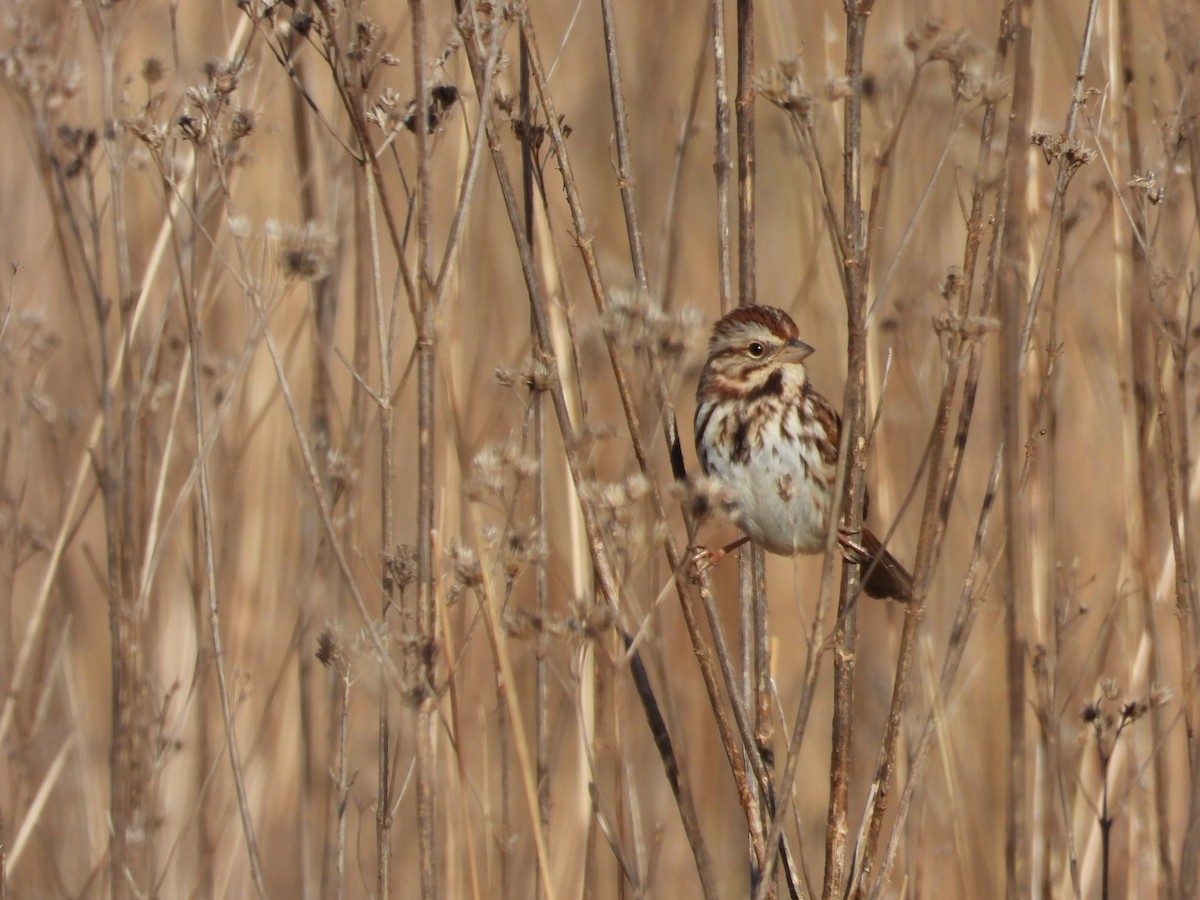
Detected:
left=836, top=526, right=870, bottom=564
left=687, top=545, right=725, bottom=582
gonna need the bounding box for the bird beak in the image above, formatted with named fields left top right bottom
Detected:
left=776, top=339, right=814, bottom=365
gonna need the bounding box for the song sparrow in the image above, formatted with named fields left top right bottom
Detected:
left=694, top=305, right=912, bottom=602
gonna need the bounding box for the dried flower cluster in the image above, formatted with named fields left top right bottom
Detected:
left=468, top=439, right=539, bottom=504
left=1081, top=679, right=1167, bottom=746
left=757, top=58, right=813, bottom=118
left=598, top=293, right=707, bottom=372
left=577, top=472, right=669, bottom=573
left=1031, top=131, right=1097, bottom=172
left=269, top=220, right=337, bottom=282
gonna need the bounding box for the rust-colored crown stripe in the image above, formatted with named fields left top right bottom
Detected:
left=711, top=305, right=800, bottom=343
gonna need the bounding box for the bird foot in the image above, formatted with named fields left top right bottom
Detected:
left=687, top=545, right=725, bottom=582
left=837, top=526, right=872, bottom=563
left=687, top=535, right=751, bottom=582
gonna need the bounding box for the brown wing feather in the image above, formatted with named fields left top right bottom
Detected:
left=857, top=527, right=913, bottom=602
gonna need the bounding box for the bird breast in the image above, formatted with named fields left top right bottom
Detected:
left=697, top=392, right=834, bottom=556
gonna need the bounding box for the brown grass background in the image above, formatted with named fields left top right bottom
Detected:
left=0, top=0, right=1197, bottom=897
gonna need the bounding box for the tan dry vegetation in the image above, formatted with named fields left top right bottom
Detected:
left=0, top=0, right=1197, bottom=898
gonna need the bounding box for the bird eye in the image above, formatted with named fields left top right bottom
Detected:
left=747, top=341, right=765, bottom=358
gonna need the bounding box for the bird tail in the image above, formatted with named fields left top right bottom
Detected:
left=853, top=527, right=913, bottom=603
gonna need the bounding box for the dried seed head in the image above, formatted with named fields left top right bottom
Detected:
left=384, top=544, right=417, bottom=593
left=1128, top=170, right=1165, bottom=204
left=226, top=214, right=251, bottom=238
left=599, top=291, right=706, bottom=366
left=290, top=11, right=315, bottom=37
left=468, top=444, right=505, bottom=500
left=177, top=113, right=205, bottom=144
left=402, top=83, right=461, bottom=134
left=316, top=627, right=342, bottom=670
left=928, top=30, right=970, bottom=66
left=757, top=58, right=814, bottom=117
left=565, top=599, right=617, bottom=641
left=497, top=520, right=548, bottom=581
left=940, top=268, right=963, bottom=302
left=447, top=538, right=482, bottom=588
left=673, top=475, right=739, bottom=525
left=905, top=17, right=944, bottom=52
left=229, top=107, right=255, bottom=140
left=142, top=56, right=165, bottom=85
left=275, top=221, right=336, bottom=282
left=1031, top=131, right=1096, bottom=171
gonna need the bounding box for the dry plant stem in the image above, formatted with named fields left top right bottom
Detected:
left=52, top=14, right=147, bottom=892
left=306, top=4, right=419, bottom=324
left=691, top=571, right=769, bottom=858
left=410, top=3, right=440, bottom=897
left=822, top=3, right=873, bottom=897
left=517, top=28, right=553, bottom=900
left=286, top=40, right=333, bottom=900
left=334, top=664, right=351, bottom=900
left=597, top=11, right=803, bottom=876
left=657, top=9, right=711, bottom=305
left=460, top=498, right=557, bottom=900
left=338, top=131, right=411, bottom=895
left=869, top=443, right=1006, bottom=900
left=597, top=0, right=647, bottom=288
left=997, top=5, right=1100, bottom=895
left=862, top=60, right=925, bottom=285
left=95, top=51, right=145, bottom=891
left=998, top=0, right=1034, bottom=893
left=513, top=22, right=554, bottom=900
left=431, top=54, right=498, bottom=305
left=594, top=0, right=694, bottom=537
left=177, top=257, right=268, bottom=898
left=846, top=5, right=1016, bottom=890
left=1169, top=8, right=1200, bottom=897
left=456, top=9, right=719, bottom=894
left=433, top=579, right=484, bottom=900
left=710, top=0, right=734, bottom=310
left=1157, top=327, right=1196, bottom=865
left=736, top=0, right=755, bottom=308
left=227, top=251, right=407, bottom=681
left=517, top=12, right=749, bottom=888
left=1018, top=0, right=1101, bottom=362
left=752, top=628, right=830, bottom=900
left=733, top=5, right=776, bottom=891
left=348, top=161, right=374, bottom=508
left=2, top=20, right=260, bottom=887
left=1114, top=3, right=1175, bottom=894
left=792, top=113, right=851, bottom=294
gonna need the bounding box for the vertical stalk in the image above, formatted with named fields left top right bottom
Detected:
left=411, top=2, right=440, bottom=897
left=710, top=0, right=734, bottom=311
left=823, top=2, right=873, bottom=896
left=287, top=34, right=333, bottom=900
left=733, top=2, right=774, bottom=893
left=599, top=0, right=647, bottom=289
left=519, top=24, right=553, bottom=900
left=998, top=1, right=1035, bottom=896
left=91, top=7, right=147, bottom=894
left=736, top=0, right=755, bottom=308
left=1114, top=2, right=1176, bottom=896
left=1164, top=5, right=1200, bottom=896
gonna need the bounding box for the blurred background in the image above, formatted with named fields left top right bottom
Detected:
left=0, top=0, right=1196, bottom=896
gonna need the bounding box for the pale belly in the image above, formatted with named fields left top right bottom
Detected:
left=704, top=427, right=831, bottom=557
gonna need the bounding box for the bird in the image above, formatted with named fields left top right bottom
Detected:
left=693, top=304, right=912, bottom=601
